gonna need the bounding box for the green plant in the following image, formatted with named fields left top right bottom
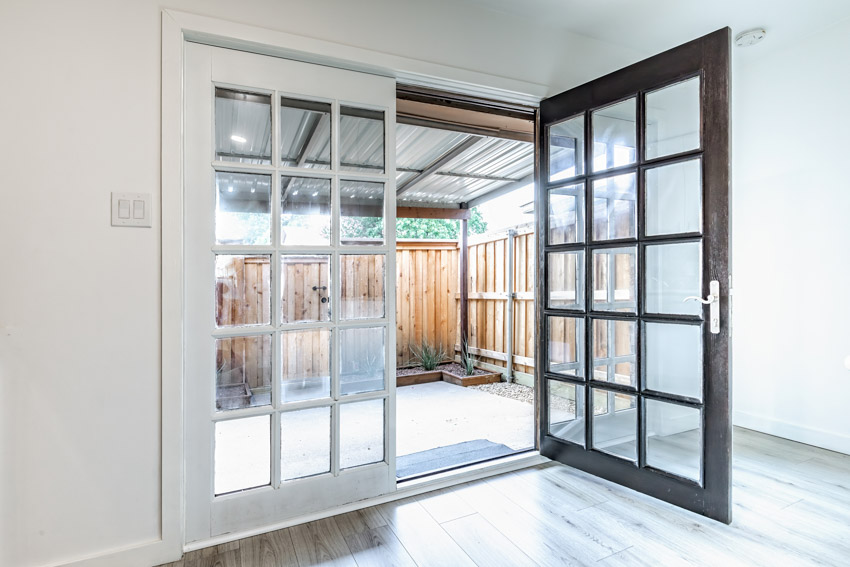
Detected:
left=460, top=339, right=476, bottom=376
left=409, top=340, right=446, bottom=371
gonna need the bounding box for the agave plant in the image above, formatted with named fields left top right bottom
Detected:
left=460, top=339, right=476, bottom=376
left=409, top=340, right=446, bottom=371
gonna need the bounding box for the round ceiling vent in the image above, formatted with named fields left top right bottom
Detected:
left=735, top=28, right=767, bottom=47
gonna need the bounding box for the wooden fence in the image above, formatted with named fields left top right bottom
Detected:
left=213, top=226, right=540, bottom=388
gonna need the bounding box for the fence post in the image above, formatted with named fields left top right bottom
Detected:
left=459, top=218, right=469, bottom=354
left=506, top=229, right=516, bottom=382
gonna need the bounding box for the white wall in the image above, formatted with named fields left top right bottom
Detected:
left=0, top=2, right=641, bottom=566
left=732, top=18, right=850, bottom=455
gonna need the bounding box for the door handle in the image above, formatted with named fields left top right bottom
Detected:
left=683, top=280, right=720, bottom=334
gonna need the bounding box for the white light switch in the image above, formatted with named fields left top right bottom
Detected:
left=112, top=192, right=152, bottom=227
left=118, top=199, right=131, bottom=219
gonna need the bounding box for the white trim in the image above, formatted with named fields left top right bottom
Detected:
left=184, top=451, right=548, bottom=553
left=166, top=9, right=546, bottom=106
left=734, top=411, right=850, bottom=456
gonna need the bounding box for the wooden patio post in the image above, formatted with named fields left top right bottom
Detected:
left=459, top=217, right=469, bottom=355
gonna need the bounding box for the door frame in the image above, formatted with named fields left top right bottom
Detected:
left=157, top=9, right=549, bottom=564
left=535, top=29, right=732, bottom=522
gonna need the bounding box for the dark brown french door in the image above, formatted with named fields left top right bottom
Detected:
left=536, top=29, right=731, bottom=522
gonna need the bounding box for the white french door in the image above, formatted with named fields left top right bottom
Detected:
left=184, top=43, right=397, bottom=542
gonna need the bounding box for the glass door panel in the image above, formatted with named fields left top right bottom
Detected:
left=538, top=29, right=731, bottom=523
left=185, top=43, right=396, bottom=542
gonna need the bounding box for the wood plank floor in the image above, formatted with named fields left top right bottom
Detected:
left=160, top=427, right=850, bottom=567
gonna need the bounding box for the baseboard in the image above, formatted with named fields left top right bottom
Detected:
left=734, top=410, right=850, bottom=456
left=39, top=538, right=181, bottom=567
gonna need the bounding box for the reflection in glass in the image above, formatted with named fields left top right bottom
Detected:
left=548, top=115, right=584, bottom=181
left=340, top=107, right=385, bottom=173
left=548, top=183, right=585, bottom=245
left=592, top=98, right=636, bottom=172
left=215, top=88, right=272, bottom=165
left=548, top=380, right=585, bottom=446
left=646, top=399, right=702, bottom=482
left=645, top=242, right=701, bottom=316
left=281, top=329, right=331, bottom=402
left=340, top=255, right=385, bottom=320
left=341, top=180, right=384, bottom=245
left=280, top=97, right=331, bottom=169
left=592, top=389, right=637, bottom=461
left=215, top=172, right=271, bottom=245
left=644, top=322, right=703, bottom=400
left=215, top=416, right=270, bottom=495
left=592, top=319, right=636, bottom=387
left=547, top=251, right=584, bottom=311
left=592, top=247, right=637, bottom=313
left=281, top=255, right=331, bottom=323
left=215, top=334, right=272, bottom=411
left=547, top=316, right=584, bottom=378
left=645, top=159, right=702, bottom=236
left=215, top=255, right=272, bottom=327
left=281, top=176, right=331, bottom=246
left=592, top=173, right=637, bottom=240
left=646, top=77, right=700, bottom=160
left=341, top=399, right=385, bottom=469
left=340, top=327, right=385, bottom=396
left=281, top=407, right=331, bottom=480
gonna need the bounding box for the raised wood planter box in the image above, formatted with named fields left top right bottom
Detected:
left=396, top=363, right=502, bottom=387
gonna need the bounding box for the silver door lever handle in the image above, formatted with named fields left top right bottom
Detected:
left=683, top=294, right=716, bottom=304
left=682, top=280, right=721, bottom=334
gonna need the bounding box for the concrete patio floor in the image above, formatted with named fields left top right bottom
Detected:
left=396, top=381, right=535, bottom=457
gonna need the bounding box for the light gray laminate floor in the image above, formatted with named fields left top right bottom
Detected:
left=159, top=427, right=850, bottom=566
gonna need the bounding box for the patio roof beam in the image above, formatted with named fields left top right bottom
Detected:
left=396, top=136, right=482, bottom=197
left=466, top=173, right=535, bottom=208
left=397, top=206, right=470, bottom=220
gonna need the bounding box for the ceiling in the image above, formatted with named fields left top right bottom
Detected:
left=458, top=0, right=850, bottom=61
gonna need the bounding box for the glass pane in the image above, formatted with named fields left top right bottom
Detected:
left=547, top=251, right=584, bottom=310
left=341, top=255, right=385, bottom=320
left=591, top=319, right=636, bottom=388
left=340, top=327, right=386, bottom=396
left=645, top=159, right=702, bottom=237
left=215, top=172, right=271, bottom=245
left=592, top=173, right=636, bottom=240
left=341, top=180, right=384, bottom=245
left=340, top=107, right=384, bottom=173
left=215, top=255, right=271, bottom=327
left=214, top=415, right=270, bottom=495
left=644, top=322, right=703, bottom=400
left=646, top=399, right=702, bottom=482
left=592, top=389, right=637, bottom=461
left=548, top=182, right=585, bottom=245
left=592, top=98, right=636, bottom=172
left=548, top=115, right=584, bottom=181
left=215, top=89, right=272, bottom=165
left=548, top=380, right=585, bottom=446
left=281, top=407, right=331, bottom=480
left=645, top=242, right=701, bottom=316
left=280, top=97, right=331, bottom=169
left=547, top=316, right=584, bottom=378
left=340, top=398, right=385, bottom=469
left=281, top=255, right=331, bottom=323
left=215, top=335, right=272, bottom=411
left=281, top=176, right=331, bottom=246
left=281, top=329, right=331, bottom=402
left=646, top=77, right=700, bottom=160
left=592, top=247, right=637, bottom=313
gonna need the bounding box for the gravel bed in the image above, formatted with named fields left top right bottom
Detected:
left=469, top=382, right=576, bottom=413
left=438, top=362, right=490, bottom=377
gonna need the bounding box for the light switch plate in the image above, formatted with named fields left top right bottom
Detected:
left=112, top=192, right=152, bottom=227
